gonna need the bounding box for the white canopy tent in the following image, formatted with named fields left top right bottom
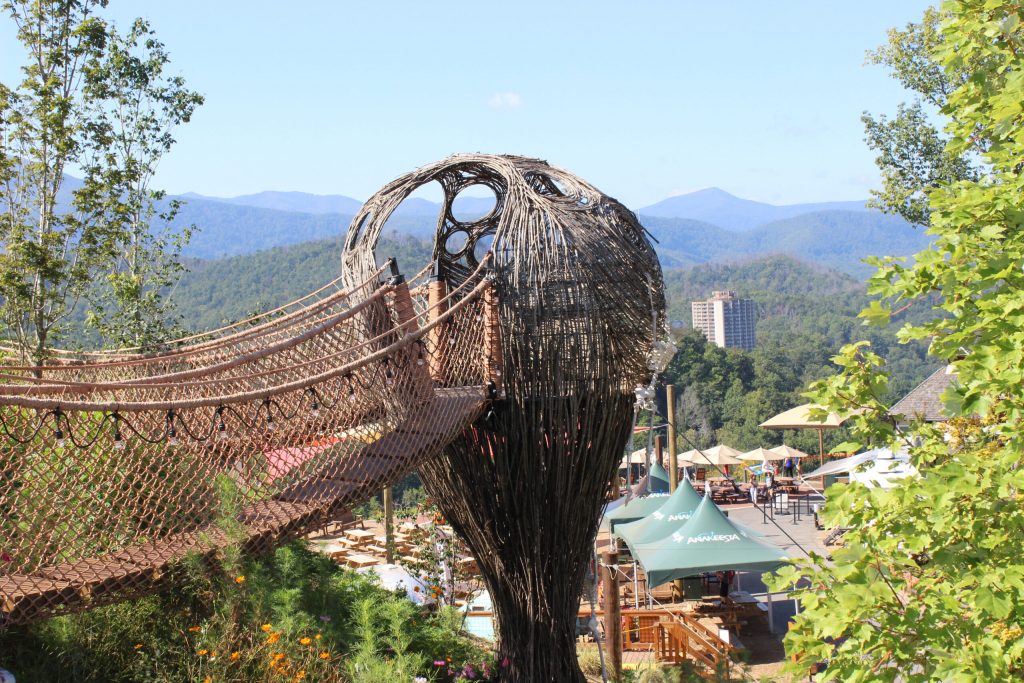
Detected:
left=802, top=447, right=916, bottom=489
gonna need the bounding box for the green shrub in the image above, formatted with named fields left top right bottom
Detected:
left=0, top=540, right=488, bottom=682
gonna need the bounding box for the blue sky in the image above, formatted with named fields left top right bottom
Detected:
left=0, top=1, right=933, bottom=208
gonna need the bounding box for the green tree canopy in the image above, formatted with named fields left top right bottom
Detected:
left=771, top=2, right=1024, bottom=679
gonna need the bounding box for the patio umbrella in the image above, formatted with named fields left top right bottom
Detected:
left=760, top=403, right=856, bottom=466
left=689, top=444, right=742, bottom=468
left=738, top=447, right=782, bottom=462
left=633, top=496, right=789, bottom=588
left=674, top=449, right=698, bottom=466
left=769, top=444, right=810, bottom=461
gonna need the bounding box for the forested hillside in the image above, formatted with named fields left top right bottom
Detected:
left=171, top=238, right=935, bottom=456
left=170, top=232, right=433, bottom=330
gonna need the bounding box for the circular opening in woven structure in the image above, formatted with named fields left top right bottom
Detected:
left=450, top=184, right=497, bottom=224
left=445, top=230, right=470, bottom=255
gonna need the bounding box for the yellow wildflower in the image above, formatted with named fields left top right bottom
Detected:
left=234, top=575, right=246, bottom=584
left=203, top=677, right=212, bottom=683
left=230, top=651, right=241, bottom=661
left=299, top=637, right=311, bottom=646
left=267, top=632, right=281, bottom=644
left=197, top=648, right=208, bottom=656
left=319, top=651, right=331, bottom=660
left=261, top=623, right=272, bottom=632
left=133, top=643, right=143, bottom=650
left=314, top=633, right=321, bottom=640
left=295, top=672, right=306, bottom=681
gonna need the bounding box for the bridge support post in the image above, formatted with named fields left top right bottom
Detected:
left=426, top=270, right=449, bottom=385
left=602, top=551, right=622, bottom=682
left=389, top=262, right=432, bottom=400
left=383, top=486, right=394, bottom=564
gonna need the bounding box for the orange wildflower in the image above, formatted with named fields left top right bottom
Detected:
left=230, top=651, right=241, bottom=661
left=261, top=623, right=272, bottom=632
left=197, top=648, right=209, bottom=655
left=267, top=632, right=281, bottom=644
left=188, top=626, right=201, bottom=632
left=299, top=637, right=312, bottom=646
left=133, top=643, right=143, bottom=650
left=234, top=575, right=246, bottom=584
left=319, top=651, right=331, bottom=660
left=314, top=634, right=321, bottom=640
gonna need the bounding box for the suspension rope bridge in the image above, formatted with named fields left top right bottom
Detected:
left=0, top=256, right=502, bottom=626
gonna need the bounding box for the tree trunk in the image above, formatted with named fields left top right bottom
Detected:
left=420, top=394, right=634, bottom=682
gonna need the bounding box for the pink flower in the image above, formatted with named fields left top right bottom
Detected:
left=434, top=660, right=446, bottom=667
left=501, top=657, right=510, bottom=668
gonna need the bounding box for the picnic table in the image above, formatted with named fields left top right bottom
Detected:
left=344, top=528, right=375, bottom=544
left=346, top=553, right=379, bottom=569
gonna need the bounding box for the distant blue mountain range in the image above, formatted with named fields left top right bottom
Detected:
left=51, top=177, right=926, bottom=277
left=638, top=187, right=869, bottom=231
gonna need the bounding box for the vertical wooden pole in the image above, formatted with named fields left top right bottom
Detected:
left=601, top=551, right=622, bottom=681
left=667, top=385, right=678, bottom=492
left=427, top=268, right=449, bottom=384
left=383, top=486, right=394, bottom=564
left=819, top=428, right=825, bottom=469
left=390, top=268, right=432, bottom=399
left=655, top=435, right=664, bottom=469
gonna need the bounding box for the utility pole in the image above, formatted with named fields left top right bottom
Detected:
left=666, top=385, right=678, bottom=492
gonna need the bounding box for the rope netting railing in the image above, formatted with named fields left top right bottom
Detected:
left=0, top=261, right=395, bottom=378
left=0, top=260, right=499, bottom=626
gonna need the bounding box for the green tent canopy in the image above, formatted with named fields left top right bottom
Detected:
left=647, top=461, right=672, bottom=493
left=614, top=478, right=704, bottom=553
left=633, top=495, right=789, bottom=588
left=601, top=492, right=671, bottom=533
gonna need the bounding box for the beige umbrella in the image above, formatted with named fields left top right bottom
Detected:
left=688, top=444, right=742, bottom=467
left=677, top=449, right=701, bottom=467
left=769, top=444, right=810, bottom=460
left=738, top=446, right=784, bottom=462
left=760, top=403, right=857, bottom=466
left=621, top=447, right=650, bottom=466
left=759, top=404, right=851, bottom=430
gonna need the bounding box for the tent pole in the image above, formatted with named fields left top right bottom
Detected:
left=767, top=590, right=774, bottom=633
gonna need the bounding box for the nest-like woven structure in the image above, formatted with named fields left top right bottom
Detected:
left=344, top=154, right=665, bottom=682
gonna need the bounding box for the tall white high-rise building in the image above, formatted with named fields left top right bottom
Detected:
left=690, top=291, right=756, bottom=351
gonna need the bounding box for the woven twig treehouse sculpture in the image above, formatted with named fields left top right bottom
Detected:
left=344, top=154, right=666, bottom=682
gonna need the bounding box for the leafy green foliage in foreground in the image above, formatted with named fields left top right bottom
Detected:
left=768, top=2, right=1024, bottom=680
left=0, top=541, right=489, bottom=683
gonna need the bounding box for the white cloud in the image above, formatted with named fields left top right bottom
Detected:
left=488, top=92, right=523, bottom=110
